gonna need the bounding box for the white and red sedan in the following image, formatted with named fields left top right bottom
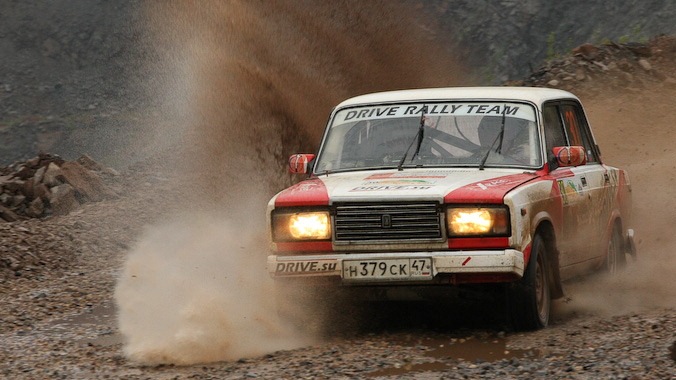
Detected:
left=267, top=87, right=636, bottom=330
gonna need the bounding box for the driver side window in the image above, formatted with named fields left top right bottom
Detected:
left=543, top=104, right=566, bottom=164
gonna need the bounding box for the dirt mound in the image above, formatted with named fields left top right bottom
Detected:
left=0, top=154, right=118, bottom=222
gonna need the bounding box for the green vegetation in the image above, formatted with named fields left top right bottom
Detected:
left=546, top=32, right=558, bottom=60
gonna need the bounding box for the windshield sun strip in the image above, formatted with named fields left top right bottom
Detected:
left=313, top=101, right=542, bottom=174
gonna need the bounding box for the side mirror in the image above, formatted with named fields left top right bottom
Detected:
left=288, top=154, right=315, bottom=174
left=552, top=146, right=586, bottom=167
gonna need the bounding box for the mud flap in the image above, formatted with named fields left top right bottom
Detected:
left=625, top=229, right=637, bottom=260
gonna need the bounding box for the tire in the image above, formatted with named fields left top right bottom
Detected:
left=507, top=233, right=551, bottom=331
left=605, top=225, right=626, bottom=274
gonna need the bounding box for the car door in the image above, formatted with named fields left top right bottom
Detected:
left=543, top=101, right=608, bottom=271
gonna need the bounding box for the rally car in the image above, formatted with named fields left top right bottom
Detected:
left=267, top=87, right=636, bottom=330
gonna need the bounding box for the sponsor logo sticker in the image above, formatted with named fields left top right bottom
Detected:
left=274, top=260, right=338, bottom=275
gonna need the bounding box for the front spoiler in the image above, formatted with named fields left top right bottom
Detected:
left=267, top=250, right=525, bottom=283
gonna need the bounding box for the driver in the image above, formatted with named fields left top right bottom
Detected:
left=477, top=116, right=531, bottom=163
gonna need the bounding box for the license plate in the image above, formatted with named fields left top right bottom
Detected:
left=342, top=258, right=433, bottom=281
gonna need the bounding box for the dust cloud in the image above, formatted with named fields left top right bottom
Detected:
left=114, top=213, right=307, bottom=364
left=114, top=1, right=469, bottom=365
left=556, top=86, right=676, bottom=317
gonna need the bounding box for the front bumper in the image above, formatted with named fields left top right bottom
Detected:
left=267, top=250, right=525, bottom=284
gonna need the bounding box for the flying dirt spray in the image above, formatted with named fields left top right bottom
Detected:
left=114, top=1, right=469, bottom=365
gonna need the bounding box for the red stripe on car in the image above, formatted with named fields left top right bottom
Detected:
left=444, top=173, right=538, bottom=204
left=274, top=178, right=329, bottom=207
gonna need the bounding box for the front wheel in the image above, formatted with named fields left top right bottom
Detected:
left=507, top=233, right=551, bottom=331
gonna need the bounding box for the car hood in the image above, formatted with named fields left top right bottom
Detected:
left=273, top=168, right=539, bottom=207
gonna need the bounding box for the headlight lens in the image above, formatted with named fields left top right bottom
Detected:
left=272, top=211, right=331, bottom=241
left=446, top=206, right=510, bottom=236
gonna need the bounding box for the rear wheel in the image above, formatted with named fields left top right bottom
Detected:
left=507, top=233, right=551, bottom=331
left=605, top=225, right=626, bottom=274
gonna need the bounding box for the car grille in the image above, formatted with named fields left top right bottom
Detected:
left=334, top=202, right=443, bottom=242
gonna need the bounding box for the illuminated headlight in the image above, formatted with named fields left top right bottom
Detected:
left=272, top=211, right=331, bottom=241
left=446, top=206, right=510, bottom=236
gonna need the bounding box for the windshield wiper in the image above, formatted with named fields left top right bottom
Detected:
left=397, top=105, right=427, bottom=171
left=478, top=110, right=507, bottom=170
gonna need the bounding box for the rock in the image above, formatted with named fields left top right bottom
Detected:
left=547, top=79, right=560, bottom=87
left=26, top=198, right=44, bottom=218
left=16, top=165, right=35, bottom=180
left=11, top=195, right=26, bottom=208
left=42, top=163, right=65, bottom=187
left=59, top=162, right=108, bottom=202
left=624, top=42, right=652, bottom=57
left=76, top=154, right=104, bottom=172
left=33, top=166, right=46, bottom=186
left=22, top=180, right=35, bottom=199
left=575, top=68, right=586, bottom=81
left=638, top=58, right=652, bottom=71
left=572, top=43, right=600, bottom=60
left=49, top=184, right=79, bottom=216
left=25, top=156, right=40, bottom=168
left=617, top=59, right=634, bottom=72
left=3, top=180, right=25, bottom=194
left=0, top=204, right=19, bottom=222
left=38, top=153, right=65, bottom=168
left=33, top=184, right=50, bottom=202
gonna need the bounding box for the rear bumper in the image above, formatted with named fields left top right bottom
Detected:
left=267, top=249, right=525, bottom=284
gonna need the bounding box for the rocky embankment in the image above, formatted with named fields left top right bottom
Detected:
left=516, top=35, right=676, bottom=93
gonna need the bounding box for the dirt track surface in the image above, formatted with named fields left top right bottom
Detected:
left=1, top=81, right=675, bottom=380
left=1, top=3, right=676, bottom=379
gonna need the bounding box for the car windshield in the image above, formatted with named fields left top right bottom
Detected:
left=314, top=101, right=542, bottom=173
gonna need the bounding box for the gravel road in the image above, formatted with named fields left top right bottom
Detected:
left=1, top=161, right=674, bottom=379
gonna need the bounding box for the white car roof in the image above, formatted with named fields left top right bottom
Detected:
left=335, top=87, right=579, bottom=108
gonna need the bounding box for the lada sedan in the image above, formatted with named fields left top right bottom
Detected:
left=267, top=87, right=636, bottom=330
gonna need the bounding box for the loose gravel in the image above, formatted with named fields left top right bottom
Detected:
left=0, top=162, right=674, bottom=379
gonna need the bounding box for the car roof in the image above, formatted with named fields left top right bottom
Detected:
left=335, top=86, right=579, bottom=108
